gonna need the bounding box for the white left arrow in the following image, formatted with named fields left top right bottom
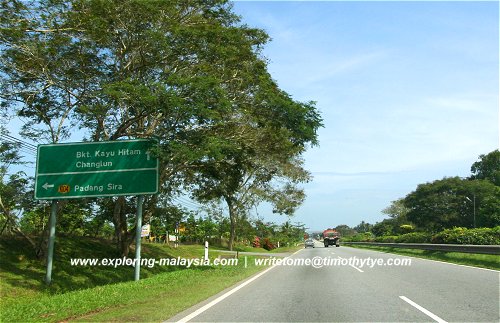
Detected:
left=42, top=183, right=54, bottom=190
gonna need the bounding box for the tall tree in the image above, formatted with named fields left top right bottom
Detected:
left=382, top=198, right=409, bottom=220
left=1, top=0, right=321, bottom=255
left=0, top=0, right=307, bottom=255
left=377, top=198, right=413, bottom=234
left=404, top=177, right=500, bottom=231
left=353, top=221, right=373, bottom=233
left=187, top=103, right=320, bottom=250
left=470, top=150, right=500, bottom=186
left=0, top=126, right=40, bottom=253
left=1, top=0, right=99, bottom=143
left=334, top=224, right=356, bottom=237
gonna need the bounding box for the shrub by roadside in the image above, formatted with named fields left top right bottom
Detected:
left=393, top=232, right=432, bottom=243
left=374, top=235, right=398, bottom=243
left=431, top=227, right=500, bottom=245
left=345, top=232, right=374, bottom=242
left=344, top=226, right=499, bottom=244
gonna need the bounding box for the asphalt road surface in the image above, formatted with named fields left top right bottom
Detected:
left=168, top=240, right=499, bottom=322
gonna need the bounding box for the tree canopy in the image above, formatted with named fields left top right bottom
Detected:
left=470, top=150, right=500, bottom=186
left=404, top=177, right=499, bottom=232
left=1, top=0, right=322, bottom=254
left=361, top=151, right=500, bottom=237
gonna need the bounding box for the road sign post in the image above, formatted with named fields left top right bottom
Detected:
left=45, top=200, right=58, bottom=285
left=36, top=139, right=158, bottom=283
left=134, top=195, right=144, bottom=281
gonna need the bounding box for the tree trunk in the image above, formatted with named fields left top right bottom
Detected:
left=112, top=196, right=132, bottom=257
left=0, top=197, right=46, bottom=258
left=225, top=196, right=237, bottom=251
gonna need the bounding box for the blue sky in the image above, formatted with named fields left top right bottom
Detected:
left=231, top=1, right=499, bottom=230
left=4, top=1, right=498, bottom=232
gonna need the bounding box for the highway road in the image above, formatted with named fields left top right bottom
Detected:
left=168, top=240, right=499, bottom=322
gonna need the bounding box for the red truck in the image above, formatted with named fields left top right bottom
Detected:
left=323, top=228, right=340, bottom=247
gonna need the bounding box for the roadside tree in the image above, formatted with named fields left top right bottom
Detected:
left=1, top=0, right=321, bottom=255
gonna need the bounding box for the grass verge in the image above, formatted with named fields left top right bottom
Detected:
left=345, top=244, right=499, bottom=270
left=231, top=244, right=302, bottom=253
left=3, top=257, right=264, bottom=322
left=1, top=236, right=291, bottom=322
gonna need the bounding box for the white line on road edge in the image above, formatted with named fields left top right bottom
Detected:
left=175, top=266, right=276, bottom=323
left=402, top=255, right=500, bottom=273
left=174, top=248, right=303, bottom=323
left=344, top=246, right=499, bottom=273
left=400, top=296, right=447, bottom=323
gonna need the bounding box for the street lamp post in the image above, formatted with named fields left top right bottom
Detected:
left=465, top=195, right=476, bottom=228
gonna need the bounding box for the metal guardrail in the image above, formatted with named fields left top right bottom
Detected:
left=342, top=242, right=500, bottom=255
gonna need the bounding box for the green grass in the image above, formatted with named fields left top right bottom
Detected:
left=2, top=257, right=264, bottom=322
left=0, top=236, right=290, bottom=322
left=345, top=244, right=500, bottom=270
left=1, top=236, right=207, bottom=300
left=231, top=244, right=302, bottom=253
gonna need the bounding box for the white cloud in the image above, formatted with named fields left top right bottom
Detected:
left=233, top=1, right=499, bottom=230
left=300, top=51, right=389, bottom=86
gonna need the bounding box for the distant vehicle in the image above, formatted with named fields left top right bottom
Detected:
left=323, top=229, right=340, bottom=247
left=304, top=239, right=315, bottom=248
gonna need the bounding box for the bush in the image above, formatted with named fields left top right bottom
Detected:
left=395, top=232, right=432, bottom=243
left=232, top=241, right=250, bottom=251
left=431, top=227, right=500, bottom=245
left=374, top=235, right=398, bottom=243
left=252, top=236, right=260, bottom=248
left=261, top=238, right=275, bottom=251
left=400, top=224, right=414, bottom=233
left=344, top=232, right=374, bottom=242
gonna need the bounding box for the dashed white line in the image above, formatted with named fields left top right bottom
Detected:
left=400, top=296, right=447, bottom=323
left=350, top=264, right=364, bottom=272
left=337, top=256, right=364, bottom=272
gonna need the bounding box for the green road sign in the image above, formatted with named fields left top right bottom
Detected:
left=35, top=139, right=158, bottom=199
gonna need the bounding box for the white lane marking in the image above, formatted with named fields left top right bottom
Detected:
left=175, top=267, right=276, bottom=322
left=330, top=252, right=336, bottom=255
left=402, top=256, right=500, bottom=273
left=174, top=248, right=302, bottom=323
left=400, top=296, right=447, bottom=323
left=350, top=264, right=364, bottom=272
left=337, top=256, right=364, bottom=272
left=343, top=246, right=499, bottom=273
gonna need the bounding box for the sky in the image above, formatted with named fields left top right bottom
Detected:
left=231, top=1, right=499, bottom=231
left=3, top=1, right=499, bottom=233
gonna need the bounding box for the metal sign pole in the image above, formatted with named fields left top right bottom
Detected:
left=134, top=195, right=144, bottom=281
left=45, top=200, right=58, bottom=284
left=175, top=222, right=179, bottom=249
